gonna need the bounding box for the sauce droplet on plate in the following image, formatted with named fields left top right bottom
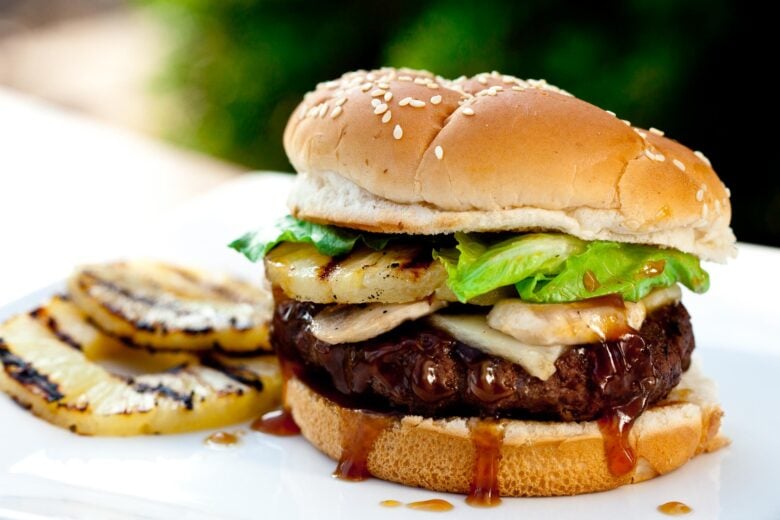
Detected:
left=407, top=499, right=454, bottom=512
left=205, top=431, right=240, bottom=447
left=657, top=501, right=692, bottom=515
left=379, top=500, right=402, bottom=508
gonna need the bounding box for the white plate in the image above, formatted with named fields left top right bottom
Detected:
left=1, top=174, right=778, bottom=520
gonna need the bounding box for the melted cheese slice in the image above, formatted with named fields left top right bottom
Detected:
left=428, top=314, right=567, bottom=380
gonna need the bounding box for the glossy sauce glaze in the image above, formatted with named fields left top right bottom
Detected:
left=333, top=411, right=395, bottom=481
left=251, top=359, right=301, bottom=436
left=593, top=332, right=656, bottom=476
left=583, top=270, right=601, bottom=292
left=657, top=501, right=693, bottom=515
left=465, top=419, right=503, bottom=507
left=407, top=499, right=454, bottom=512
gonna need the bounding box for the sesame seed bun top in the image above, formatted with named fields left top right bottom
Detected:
left=283, top=68, right=735, bottom=261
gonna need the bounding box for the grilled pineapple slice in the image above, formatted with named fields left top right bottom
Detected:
left=265, top=242, right=447, bottom=304
left=0, top=309, right=281, bottom=435
left=31, top=295, right=196, bottom=374
left=67, top=261, right=272, bottom=352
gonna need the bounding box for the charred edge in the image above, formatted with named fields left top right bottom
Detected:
left=200, top=354, right=265, bottom=391
left=401, top=248, right=434, bottom=271
left=181, top=326, right=215, bottom=336
left=45, top=317, right=83, bottom=351
left=10, top=395, right=32, bottom=411
left=0, top=340, right=64, bottom=402
left=113, top=331, right=267, bottom=356
left=318, top=257, right=342, bottom=280
left=27, top=308, right=83, bottom=350
left=134, top=382, right=195, bottom=410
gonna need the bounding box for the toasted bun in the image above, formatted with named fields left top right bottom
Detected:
left=286, top=361, right=726, bottom=497
left=284, top=68, right=735, bottom=261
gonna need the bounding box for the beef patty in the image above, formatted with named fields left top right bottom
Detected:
left=273, top=298, right=694, bottom=422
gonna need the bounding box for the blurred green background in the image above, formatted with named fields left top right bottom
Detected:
left=142, top=0, right=775, bottom=246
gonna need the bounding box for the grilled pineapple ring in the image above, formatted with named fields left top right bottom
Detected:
left=265, top=242, right=447, bottom=304
left=68, top=261, right=272, bottom=352
left=0, top=297, right=281, bottom=436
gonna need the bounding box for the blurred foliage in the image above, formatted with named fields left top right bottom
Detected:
left=141, top=0, right=776, bottom=246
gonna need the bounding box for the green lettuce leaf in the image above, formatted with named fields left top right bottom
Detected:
left=229, top=216, right=390, bottom=261
left=515, top=241, right=709, bottom=302
left=435, top=233, right=709, bottom=303
left=434, top=233, right=587, bottom=302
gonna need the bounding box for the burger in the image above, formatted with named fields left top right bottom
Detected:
left=231, top=68, right=734, bottom=500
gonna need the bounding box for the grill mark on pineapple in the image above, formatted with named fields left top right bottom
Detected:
left=318, top=257, right=342, bottom=280
left=82, top=275, right=253, bottom=336
left=133, top=381, right=195, bottom=410
left=163, top=265, right=249, bottom=303
left=200, top=355, right=265, bottom=391
left=29, top=307, right=83, bottom=351
left=0, top=340, right=64, bottom=402
left=112, top=333, right=268, bottom=357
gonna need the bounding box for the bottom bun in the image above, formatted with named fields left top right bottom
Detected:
left=286, top=360, right=727, bottom=497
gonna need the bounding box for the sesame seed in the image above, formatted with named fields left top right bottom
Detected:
left=298, top=107, right=307, bottom=120
left=378, top=82, right=390, bottom=89
left=656, top=153, right=665, bottom=162
left=398, top=75, right=412, bottom=81
left=623, top=120, right=631, bottom=126
left=702, top=204, right=709, bottom=218
left=306, top=106, right=319, bottom=117
left=330, top=106, right=343, bottom=119
left=318, top=104, right=328, bottom=118
left=511, top=86, right=525, bottom=91
left=477, top=76, right=488, bottom=85
left=430, top=95, right=442, bottom=105
left=649, top=127, right=664, bottom=136
left=673, top=159, right=686, bottom=171
left=714, top=199, right=722, bottom=213
left=435, top=145, right=444, bottom=160
left=325, top=80, right=340, bottom=89
left=371, top=99, right=381, bottom=107
left=635, top=129, right=647, bottom=139
left=371, top=89, right=386, bottom=97
left=366, top=73, right=376, bottom=81
left=361, top=83, right=372, bottom=92
left=384, top=92, right=393, bottom=102
left=393, top=124, right=403, bottom=140
left=502, top=75, right=515, bottom=84
left=694, top=150, right=712, bottom=166
left=374, top=103, right=388, bottom=115
left=462, top=107, right=475, bottom=116
left=428, top=83, right=440, bottom=89
left=414, top=77, right=430, bottom=85
left=399, top=97, right=412, bottom=107
left=409, top=99, right=426, bottom=108
left=725, top=187, right=731, bottom=197
left=696, top=189, right=704, bottom=202
left=606, top=110, right=616, bottom=116
left=382, top=110, right=392, bottom=123
left=335, top=97, right=348, bottom=107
